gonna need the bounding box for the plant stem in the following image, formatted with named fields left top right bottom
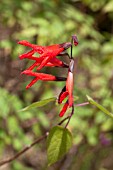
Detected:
left=65, top=105, right=74, bottom=128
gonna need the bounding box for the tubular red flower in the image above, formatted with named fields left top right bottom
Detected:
left=18, top=40, right=71, bottom=70
left=35, top=44, right=70, bottom=70
left=66, top=59, right=74, bottom=107
left=58, top=59, right=74, bottom=107
left=18, top=40, right=45, bottom=54
left=58, top=71, right=73, bottom=108
left=66, top=71, right=73, bottom=107
left=18, top=35, right=78, bottom=119
left=19, top=50, right=35, bottom=60
left=20, top=55, right=68, bottom=70
left=21, top=70, right=57, bottom=81
left=21, top=70, right=66, bottom=88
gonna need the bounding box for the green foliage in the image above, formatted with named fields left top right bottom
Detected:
left=103, top=0, right=113, bottom=12
left=47, top=126, right=73, bottom=166
left=0, top=88, right=23, bottom=117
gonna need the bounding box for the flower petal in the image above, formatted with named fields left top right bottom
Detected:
left=59, top=101, right=69, bottom=117
left=21, top=70, right=66, bottom=82
left=21, top=70, right=56, bottom=80
left=26, top=77, right=39, bottom=89
left=19, top=50, right=35, bottom=60
left=58, top=85, right=69, bottom=104
left=27, top=61, right=39, bottom=70
left=18, top=40, right=32, bottom=46
left=58, top=91, right=68, bottom=104
left=18, top=40, right=45, bottom=54
left=37, top=56, right=50, bottom=70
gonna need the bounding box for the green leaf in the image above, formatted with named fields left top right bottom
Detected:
left=86, top=95, right=113, bottom=118
left=47, top=126, right=73, bottom=166
left=19, top=97, right=56, bottom=112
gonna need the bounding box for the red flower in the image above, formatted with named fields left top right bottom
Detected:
left=21, top=70, right=66, bottom=89
left=18, top=36, right=78, bottom=120
left=18, top=40, right=71, bottom=70
left=22, top=55, right=68, bottom=71
left=58, top=59, right=74, bottom=117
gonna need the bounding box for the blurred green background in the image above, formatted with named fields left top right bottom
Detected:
left=0, top=0, right=113, bottom=169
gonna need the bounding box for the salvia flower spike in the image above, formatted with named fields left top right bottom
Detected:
left=18, top=35, right=78, bottom=121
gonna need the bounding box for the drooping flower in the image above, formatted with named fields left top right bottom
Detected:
left=18, top=40, right=71, bottom=70
left=58, top=59, right=75, bottom=117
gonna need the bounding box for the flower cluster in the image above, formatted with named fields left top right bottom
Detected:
left=18, top=35, right=78, bottom=117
